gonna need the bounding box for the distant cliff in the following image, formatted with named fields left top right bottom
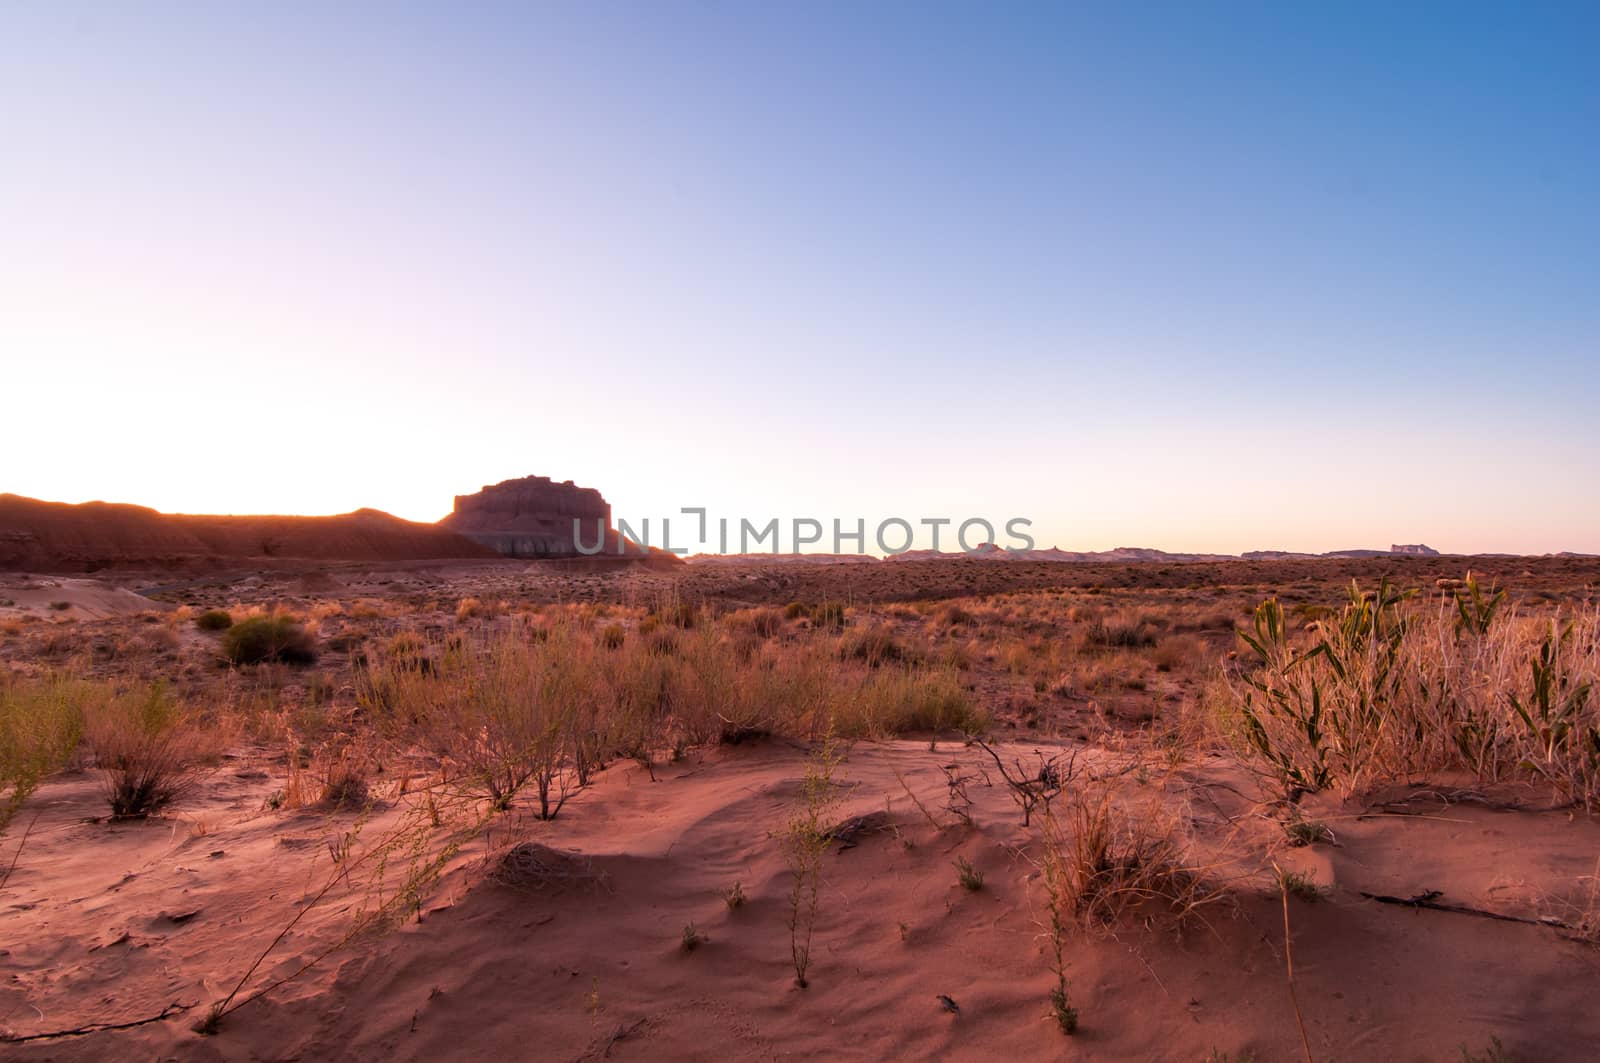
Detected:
left=0, top=494, right=495, bottom=571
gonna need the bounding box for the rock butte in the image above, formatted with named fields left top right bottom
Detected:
left=438, top=475, right=643, bottom=558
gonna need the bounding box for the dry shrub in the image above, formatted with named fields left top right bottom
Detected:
left=492, top=841, right=606, bottom=893
left=1084, top=611, right=1159, bottom=649
left=749, top=607, right=784, bottom=638
left=840, top=624, right=916, bottom=666
left=315, top=743, right=371, bottom=810
left=85, top=681, right=219, bottom=818
left=1151, top=634, right=1203, bottom=673
left=938, top=604, right=976, bottom=627
left=833, top=665, right=983, bottom=738
left=358, top=624, right=599, bottom=817
left=1042, top=784, right=1216, bottom=931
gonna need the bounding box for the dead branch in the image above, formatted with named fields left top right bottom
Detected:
left=2, top=1001, right=194, bottom=1043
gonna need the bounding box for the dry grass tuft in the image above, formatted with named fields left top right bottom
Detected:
left=1043, top=784, right=1218, bottom=931
left=492, top=841, right=606, bottom=892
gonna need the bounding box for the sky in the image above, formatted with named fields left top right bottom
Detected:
left=2, top=2, right=1597, bottom=555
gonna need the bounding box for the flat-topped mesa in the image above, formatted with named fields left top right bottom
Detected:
left=439, top=475, right=637, bottom=558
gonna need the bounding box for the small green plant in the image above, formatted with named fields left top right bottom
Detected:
left=954, top=856, right=984, bottom=891
left=723, top=880, right=746, bottom=910
left=222, top=615, right=318, bottom=666
left=1049, top=985, right=1079, bottom=1034
left=48, top=601, right=71, bottom=612
left=782, top=733, right=842, bottom=987
left=1039, top=811, right=1080, bottom=1036
left=1283, top=816, right=1332, bottom=847
left=1276, top=867, right=1324, bottom=902
left=195, top=609, right=234, bottom=632
left=1459, top=1036, right=1514, bottom=1063
left=680, top=922, right=706, bottom=952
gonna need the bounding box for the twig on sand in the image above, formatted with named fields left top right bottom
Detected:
left=0, top=812, right=40, bottom=894
left=603, top=1018, right=646, bottom=1057
left=1277, top=869, right=1316, bottom=1063
left=1359, top=889, right=1571, bottom=929
left=2, top=1001, right=195, bottom=1043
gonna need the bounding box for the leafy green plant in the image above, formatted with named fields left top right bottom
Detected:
left=1508, top=620, right=1597, bottom=803
left=954, top=856, right=984, bottom=891
left=1453, top=573, right=1507, bottom=637
left=1231, top=579, right=1414, bottom=797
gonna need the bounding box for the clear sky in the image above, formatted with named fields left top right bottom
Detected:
left=2, top=2, right=1596, bottom=555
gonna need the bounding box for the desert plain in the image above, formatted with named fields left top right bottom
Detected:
left=3, top=547, right=1599, bottom=1062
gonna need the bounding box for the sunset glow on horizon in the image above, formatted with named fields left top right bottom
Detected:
left=4, top=3, right=1597, bottom=556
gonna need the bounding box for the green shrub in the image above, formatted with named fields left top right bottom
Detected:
left=1, top=674, right=87, bottom=831
left=195, top=609, right=234, bottom=632
left=222, top=615, right=318, bottom=666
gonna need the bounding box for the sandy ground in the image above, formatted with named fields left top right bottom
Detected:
left=0, top=577, right=172, bottom=621
left=5, top=739, right=1598, bottom=1061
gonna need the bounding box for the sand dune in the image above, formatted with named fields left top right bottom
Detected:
left=5, top=740, right=1597, bottom=1060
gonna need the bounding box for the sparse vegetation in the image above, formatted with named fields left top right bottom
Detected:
left=7, top=557, right=1599, bottom=1055
left=1459, top=1036, right=1515, bottom=1063
left=782, top=734, right=841, bottom=988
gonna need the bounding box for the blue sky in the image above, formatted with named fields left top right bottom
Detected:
left=2, top=2, right=1596, bottom=553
